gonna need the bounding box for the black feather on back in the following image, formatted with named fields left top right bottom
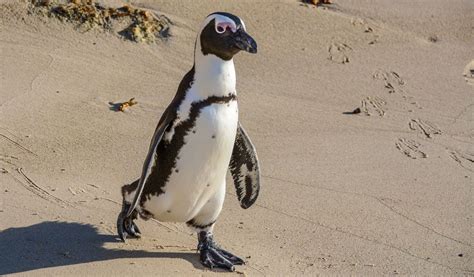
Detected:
left=125, top=67, right=195, bottom=216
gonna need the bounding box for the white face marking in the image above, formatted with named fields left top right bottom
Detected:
left=199, top=14, right=246, bottom=36
left=240, top=19, right=246, bottom=31
left=216, top=21, right=236, bottom=34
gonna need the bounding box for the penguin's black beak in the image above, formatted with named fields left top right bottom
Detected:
left=233, top=29, right=257, bottom=54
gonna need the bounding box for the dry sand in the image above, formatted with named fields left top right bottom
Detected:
left=1, top=0, right=473, bottom=275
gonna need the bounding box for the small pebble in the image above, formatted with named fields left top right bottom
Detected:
left=428, top=35, right=439, bottom=42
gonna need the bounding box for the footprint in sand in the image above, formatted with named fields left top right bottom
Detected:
left=463, top=60, right=474, bottom=86
left=0, top=154, right=19, bottom=168
left=373, top=69, right=405, bottom=93
left=395, top=138, right=427, bottom=159
left=351, top=17, right=379, bottom=45
left=328, top=42, right=352, bottom=64
left=360, top=96, right=386, bottom=116
left=351, top=18, right=371, bottom=31
left=448, top=150, right=474, bottom=172
left=409, top=119, right=441, bottom=139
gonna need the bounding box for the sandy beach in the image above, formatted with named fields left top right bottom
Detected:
left=1, top=0, right=473, bottom=275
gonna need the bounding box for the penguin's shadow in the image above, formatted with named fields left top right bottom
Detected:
left=0, top=221, right=203, bottom=275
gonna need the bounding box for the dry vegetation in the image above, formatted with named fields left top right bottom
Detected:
left=30, top=0, right=170, bottom=43
left=304, top=0, right=332, bottom=6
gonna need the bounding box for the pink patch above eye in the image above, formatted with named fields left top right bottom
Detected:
left=216, top=22, right=237, bottom=34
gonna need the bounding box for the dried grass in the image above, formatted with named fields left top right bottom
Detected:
left=30, top=0, right=170, bottom=43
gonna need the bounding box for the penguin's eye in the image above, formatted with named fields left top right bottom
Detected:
left=215, top=22, right=236, bottom=34
left=216, top=26, right=226, bottom=34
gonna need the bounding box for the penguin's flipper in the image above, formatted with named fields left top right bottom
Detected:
left=124, top=110, right=174, bottom=218
left=229, top=122, right=260, bottom=209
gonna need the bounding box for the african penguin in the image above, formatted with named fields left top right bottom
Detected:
left=117, top=12, right=261, bottom=271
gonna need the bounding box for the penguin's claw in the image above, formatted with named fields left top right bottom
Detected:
left=200, top=247, right=235, bottom=271
left=117, top=213, right=141, bottom=242
left=197, top=231, right=244, bottom=271
left=117, top=203, right=141, bottom=242
left=215, top=248, right=245, bottom=265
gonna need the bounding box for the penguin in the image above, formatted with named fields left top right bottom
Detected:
left=117, top=12, right=260, bottom=271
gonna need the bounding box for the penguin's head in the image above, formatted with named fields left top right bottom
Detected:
left=198, top=12, right=257, bottom=61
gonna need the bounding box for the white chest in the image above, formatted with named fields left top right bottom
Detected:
left=141, top=53, right=240, bottom=222
left=143, top=100, right=239, bottom=222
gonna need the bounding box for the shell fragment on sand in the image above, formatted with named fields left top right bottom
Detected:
left=118, top=98, right=138, bottom=112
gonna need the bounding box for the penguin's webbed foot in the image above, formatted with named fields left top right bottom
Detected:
left=117, top=202, right=141, bottom=242
left=198, top=231, right=244, bottom=271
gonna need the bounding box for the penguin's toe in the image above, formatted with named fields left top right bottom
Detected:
left=215, top=248, right=245, bottom=265
left=117, top=211, right=141, bottom=242
left=200, top=247, right=235, bottom=271
left=126, top=219, right=142, bottom=238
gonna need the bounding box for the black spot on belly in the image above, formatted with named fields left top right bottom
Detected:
left=175, top=169, right=179, bottom=173
left=211, top=135, right=216, bottom=139
left=139, top=91, right=237, bottom=206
